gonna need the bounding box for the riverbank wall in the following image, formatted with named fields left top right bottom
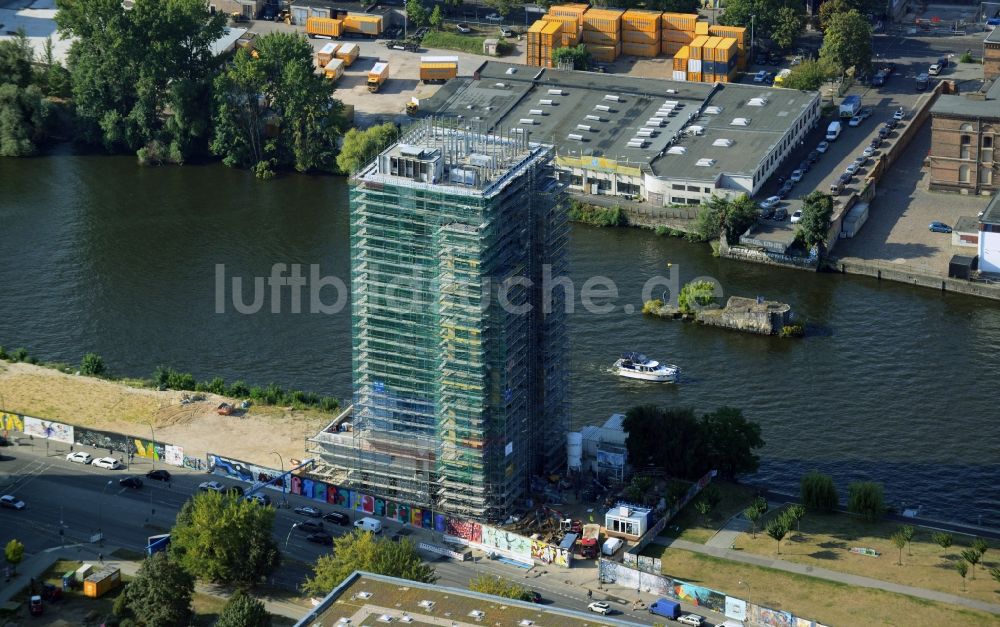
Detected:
left=823, top=257, right=1000, bottom=301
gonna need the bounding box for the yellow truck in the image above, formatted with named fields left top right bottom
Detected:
left=316, top=42, right=339, bottom=67
left=335, top=42, right=360, bottom=67
left=419, top=56, right=459, bottom=83
left=367, top=61, right=389, bottom=92
left=306, top=16, right=342, bottom=38
left=324, top=58, right=345, bottom=82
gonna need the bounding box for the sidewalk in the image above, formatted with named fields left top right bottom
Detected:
left=652, top=535, right=1000, bottom=615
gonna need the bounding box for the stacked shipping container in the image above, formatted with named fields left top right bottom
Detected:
left=620, top=10, right=660, bottom=57
left=527, top=19, right=563, bottom=68
left=582, top=8, right=624, bottom=63
left=708, top=24, right=747, bottom=70
left=661, top=12, right=696, bottom=56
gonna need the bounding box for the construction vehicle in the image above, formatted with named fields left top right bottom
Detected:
left=406, top=98, right=419, bottom=116
left=275, top=9, right=290, bottom=24
left=579, top=523, right=601, bottom=558
left=419, top=56, right=459, bottom=83
left=367, top=61, right=389, bottom=93
left=307, top=16, right=342, bottom=38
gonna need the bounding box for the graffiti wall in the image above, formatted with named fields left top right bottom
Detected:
left=1, top=412, right=24, bottom=434
left=208, top=453, right=288, bottom=491
left=23, top=416, right=74, bottom=444
left=164, top=444, right=184, bottom=467
left=481, top=524, right=532, bottom=561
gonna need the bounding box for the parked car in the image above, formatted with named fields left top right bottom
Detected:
left=199, top=481, right=224, bottom=492
left=859, top=107, right=872, bottom=119
left=92, top=457, right=122, bottom=470
left=816, top=141, right=830, bottom=154
left=848, top=115, right=864, bottom=127
left=780, top=181, right=794, bottom=196
left=929, top=221, right=952, bottom=233
left=838, top=173, right=852, bottom=184
left=893, top=107, right=905, bottom=121
left=878, top=127, right=892, bottom=139
left=790, top=55, right=803, bottom=66
left=773, top=207, right=788, bottom=220
left=938, top=56, right=949, bottom=69
left=484, top=13, right=503, bottom=23
left=323, top=511, right=350, bottom=525
left=0, top=494, right=26, bottom=510
left=806, top=150, right=820, bottom=164
left=753, top=70, right=769, bottom=83
left=297, top=521, right=325, bottom=534
left=790, top=210, right=803, bottom=224
left=678, top=614, right=706, bottom=627
left=758, top=205, right=775, bottom=219
left=863, top=145, right=876, bottom=157
left=499, top=26, right=515, bottom=37
left=854, top=156, right=868, bottom=167
left=797, top=161, right=811, bottom=174
left=146, top=469, right=171, bottom=482
left=588, top=601, right=612, bottom=615
left=928, top=63, right=942, bottom=76
left=759, top=195, right=782, bottom=210
left=66, top=452, right=93, bottom=464
left=245, top=493, right=271, bottom=506
left=789, top=169, right=804, bottom=183
left=455, top=23, right=471, bottom=33
left=526, top=590, right=543, bottom=603
left=295, top=505, right=323, bottom=517
left=306, top=532, right=334, bottom=545
left=845, top=162, right=860, bottom=175
left=119, top=477, right=143, bottom=489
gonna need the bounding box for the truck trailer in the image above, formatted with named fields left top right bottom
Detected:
left=367, top=61, right=389, bottom=92
left=419, top=56, right=459, bottom=83
left=307, top=17, right=342, bottom=38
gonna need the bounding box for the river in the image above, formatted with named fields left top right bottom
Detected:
left=1, top=152, right=998, bottom=526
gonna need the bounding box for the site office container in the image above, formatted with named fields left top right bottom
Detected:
left=695, top=20, right=709, bottom=35
left=367, top=61, right=389, bottom=92
left=336, top=42, right=360, bottom=66
left=343, top=14, right=382, bottom=36
left=661, top=12, right=698, bottom=31
left=582, top=8, right=624, bottom=33
left=661, top=41, right=685, bottom=55
left=621, top=42, right=659, bottom=57
left=316, top=42, right=339, bottom=66
left=622, top=10, right=661, bottom=32
left=661, top=29, right=695, bottom=43
left=420, top=62, right=458, bottom=82
left=306, top=17, right=342, bottom=37
left=83, top=568, right=121, bottom=599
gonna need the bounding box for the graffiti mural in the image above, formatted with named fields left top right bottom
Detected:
left=208, top=454, right=287, bottom=491
left=531, top=539, right=556, bottom=564
left=163, top=444, right=184, bottom=467
left=481, top=525, right=532, bottom=560
left=752, top=606, right=795, bottom=627
left=74, top=425, right=129, bottom=453
left=673, top=581, right=725, bottom=612
left=446, top=518, right=482, bottom=544
left=24, top=416, right=74, bottom=444
left=1, top=412, right=24, bottom=433
left=131, top=438, right=162, bottom=460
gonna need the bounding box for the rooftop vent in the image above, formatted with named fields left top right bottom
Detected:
left=519, top=118, right=536, bottom=125
left=667, top=146, right=687, bottom=155
left=603, top=94, right=621, bottom=102
left=529, top=109, right=544, bottom=116
left=696, top=158, right=716, bottom=167
left=663, top=100, right=679, bottom=107
left=748, top=97, right=769, bottom=106
left=548, top=88, right=564, bottom=95
left=576, top=124, right=592, bottom=131
left=646, top=118, right=665, bottom=126
left=731, top=117, right=751, bottom=126
left=494, top=82, right=506, bottom=88
left=705, top=106, right=723, bottom=114
left=468, top=610, right=485, bottom=620
left=356, top=592, right=373, bottom=600
left=594, top=104, right=611, bottom=112
left=685, top=125, right=705, bottom=135
left=667, top=89, right=677, bottom=94
left=567, top=133, right=584, bottom=141
left=539, top=99, right=555, bottom=105
left=585, top=114, right=603, bottom=121
left=712, top=138, right=734, bottom=147
left=376, top=616, right=394, bottom=624
left=505, top=67, right=517, bottom=74
left=636, top=130, right=654, bottom=137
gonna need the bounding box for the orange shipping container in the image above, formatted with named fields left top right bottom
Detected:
left=582, top=30, right=620, bottom=44
left=588, top=43, right=620, bottom=62
left=661, top=12, right=698, bottom=31
left=708, top=24, right=747, bottom=46
left=703, top=36, right=722, bottom=60
left=621, top=41, right=659, bottom=57
left=687, top=71, right=701, bottom=82
left=622, top=10, right=661, bottom=32
left=342, top=14, right=382, bottom=36
left=689, top=34, right=709, bottom=59
left=661, top=29, right=695, bottom=43
left=548, top=3, right=589, bottom=26
left=306, top=17, right=342, bottom=38
left=695, top=20, right=709, bottom=35
left=673, top=47, right=689, bottom=70
left=703, top=73, right=716, bottom=83
left=714, top=37, right=738, bottom=62
left=582, top=8, right=624, bottom=32
left=623, top=30, right=659, bottom=44
left=661, top=41, right=685, bottom=55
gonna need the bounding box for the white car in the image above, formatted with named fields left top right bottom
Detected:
left=199, top=481, right=225, bottom=492
left=863, top=145, right=876, bottom=158
left=816, top=141, right=830, bottom=154
left=92, top=457, right=122, bottom=470
left=848, top=115, right=863, bottom=127
left=455, top=23, right=471, bottom=33
left=845, top=162, right=859, bottom=175
left=0, top=495, right=26, bottom=510
left=790, top=210, right=803, bottom=224
left=893, top=107, right=905, bottom=121
left=587, top=601, right=612, bottom=615
left=66, top=451, right=93, bottom=464
left=678, top=614, right=705, bottom=627
left=484, top=13, right=503, bottom=23
left=759, top=195, right=782, bottom=210
left=928, top=63, right=941, bottom=76
left=789, top=169, right=804, bottom=183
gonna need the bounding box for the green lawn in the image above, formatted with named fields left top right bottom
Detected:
left=422, top=30, right=489, bottom=55
left=657, top=481, right=758, bottom=544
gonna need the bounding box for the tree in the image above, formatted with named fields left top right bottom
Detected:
left=691, top=194, right=757, bottom=243
left=56, top=0, right=226, bottom=159
left=990, top=566, right=1000, bottom=586
left=900, top=525, right=914, bottom=556
left=678, top=280, right=718, bottom=314
left=972, top=537, right=988, bottom=570
left=817, top=0, right=852, bottom=30
left=553, top=45, right=591, bottom=70
left=429, top=5, right=443, bottom=29
left=39, top=37, right=71, bottom=98
left=406, top=0, right=429, bottom=27
left=4, top=539, right=24, bottom=575
left=771, top=6, right=804, bottom=50
left=694, top=498, right=713, bottom=518
left=783, top=58, right=837, bottom=91
left=80, top=353, right=107, bottom=376
left=468, top=574, right=534, bottom=601
left=170, top=491, right=281, bottom=587
left=649, top=0, right=700, bottom=11
left=624, top=476, right=654, bottom=504
left=956, top=560, right=968, bottom=591
left=932, top=532, right=953, bottom=550
left=800, top=471, right=838, bottom=513
left=796, top=191, right=834, bottom=249
left=719, top=0, right=802, bottom=41
left=120, top=552, right=194, bottom=627
left=745, top=502, right=764, bottom=539
left=216, top=590, right=271, bottom=627
left=336, top=122, right=399, bottom=175
left=765, top=517, right=788, bottom=554
left=302, top=530, right=435, bottom=597
left=890, top=531, right=906, bottom=566
left=699, top=407, right=764, bottom=480
left=622, top=406, right=708, bottom=479
left=0, top=33, right=50, bottom=157
left=484, top=0, right=517, bottom=17
left=784, top=504, right=806, bottom=533
left=621, top=405, right=662, bottom=468
left=960, top=548, right=980, bottom=579
left=846, top=481, right=884, bottom=523
left=819, top=10, right=872, bottom=75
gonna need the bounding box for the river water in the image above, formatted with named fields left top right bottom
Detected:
left=1, top=152, right=998, bottom=526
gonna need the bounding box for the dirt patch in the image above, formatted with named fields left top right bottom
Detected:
left=0, top=362, right=333, bottom=468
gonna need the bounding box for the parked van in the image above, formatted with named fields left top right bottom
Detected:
left=601, top=537, right=623, bottom=556
left=354, top=517, right=383, bottom=534
left=825, top=121, right=842, bottom=141
left=649, top=598, right=681, bottom=619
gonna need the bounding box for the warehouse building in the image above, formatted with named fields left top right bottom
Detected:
left=418, top=61, right=821, bottom=205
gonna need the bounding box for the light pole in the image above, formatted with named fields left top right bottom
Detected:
left=271, top=451, right=286, bottom=506
left=284, top=522, right=299, bottom=550
left=97, top=480, right=113, bottom=546
left=739, top=580, right=752, bottom=626
left=749, top=15, right=755, bottom=66
left=147, top=421, right=156, bottom=470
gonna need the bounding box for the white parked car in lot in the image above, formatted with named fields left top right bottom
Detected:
left=759, top=195, right=782, bottom=210
left=678, top=614, right=706, bottom=626
left=66, top=451, right=93, bottom=464
left=587, top=601, right=612, bottom=615
left=790, top=210, right=803, bottom=224
left=1, top=494, right=26, bottom=510
left=863, top=145, right=876, bottom=158
left=893, top=107, right=905, bottom=121
left=816, top=141, right=830, bottom=154
left=92, top=457, right=122, bottom=470
left=789, top=169, right=804, bottom=183
left=199, top=481, right=225, bottom=492
left=845, top=162, right=860, bottom=175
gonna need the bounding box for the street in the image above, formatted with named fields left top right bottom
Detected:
left=0, top=441, right=731, bottom=626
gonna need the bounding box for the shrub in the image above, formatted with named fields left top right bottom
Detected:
left=780, top=323, right=805, bottom=337
left=642, top=299, right=664, bottom=315
left=800, top=470, right=838, bottom=512
left=11, top=347, right=29, bottom=362
left=567, top=200, right=626, bottom=227
left=847, top=481, right=885, bottom=522
left=959, top=51, right=974, bottom=63
left=677, top=280, right=717, bottom=314
left=319, top=396, right=340, bottom=412
left=228, top=380, right=250, bottom=397
left=80, top=353, right=107, bottom=376
left=0, top=346, right=7, bottom=359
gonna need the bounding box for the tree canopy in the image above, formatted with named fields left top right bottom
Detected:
left=336, top=122, right=399, bottom=174
left=302, top=530, right=436, bottom=597
left=771, top=6, right=804, bottom=50
left=4, top=539, right=24, bottom=574
left=819, top=9, right=872, bottom=74
left=692, top=194, right=759, bottom=243
left=553, top=45, right=591, bottom=70
left=216, top=590, right=272, bottom=627
left=211, top=32, right=345, bottom=177
left=55, top=0, right=225, bottom=160
left=119, top=552, right=194, bottom=627
left=169, top=491, right=281, bottom=587
left=847, top=481, right=885, bottom=522
left=719, top=0, right=803, bottom=42
left=796, top=191, right=834, bottom=249
left=800, top=470, right=838, bottom=512
left=783, top=58, right=838, bottom=91
left=0, top=33, right=50, bottom=156
left=468, top=574, right=535, bottom=601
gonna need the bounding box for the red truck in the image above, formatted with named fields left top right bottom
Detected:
left=579, top=524, right=601, bottom=559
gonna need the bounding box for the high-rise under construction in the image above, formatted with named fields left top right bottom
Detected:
left=339, top=120, right=568, bottom=522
